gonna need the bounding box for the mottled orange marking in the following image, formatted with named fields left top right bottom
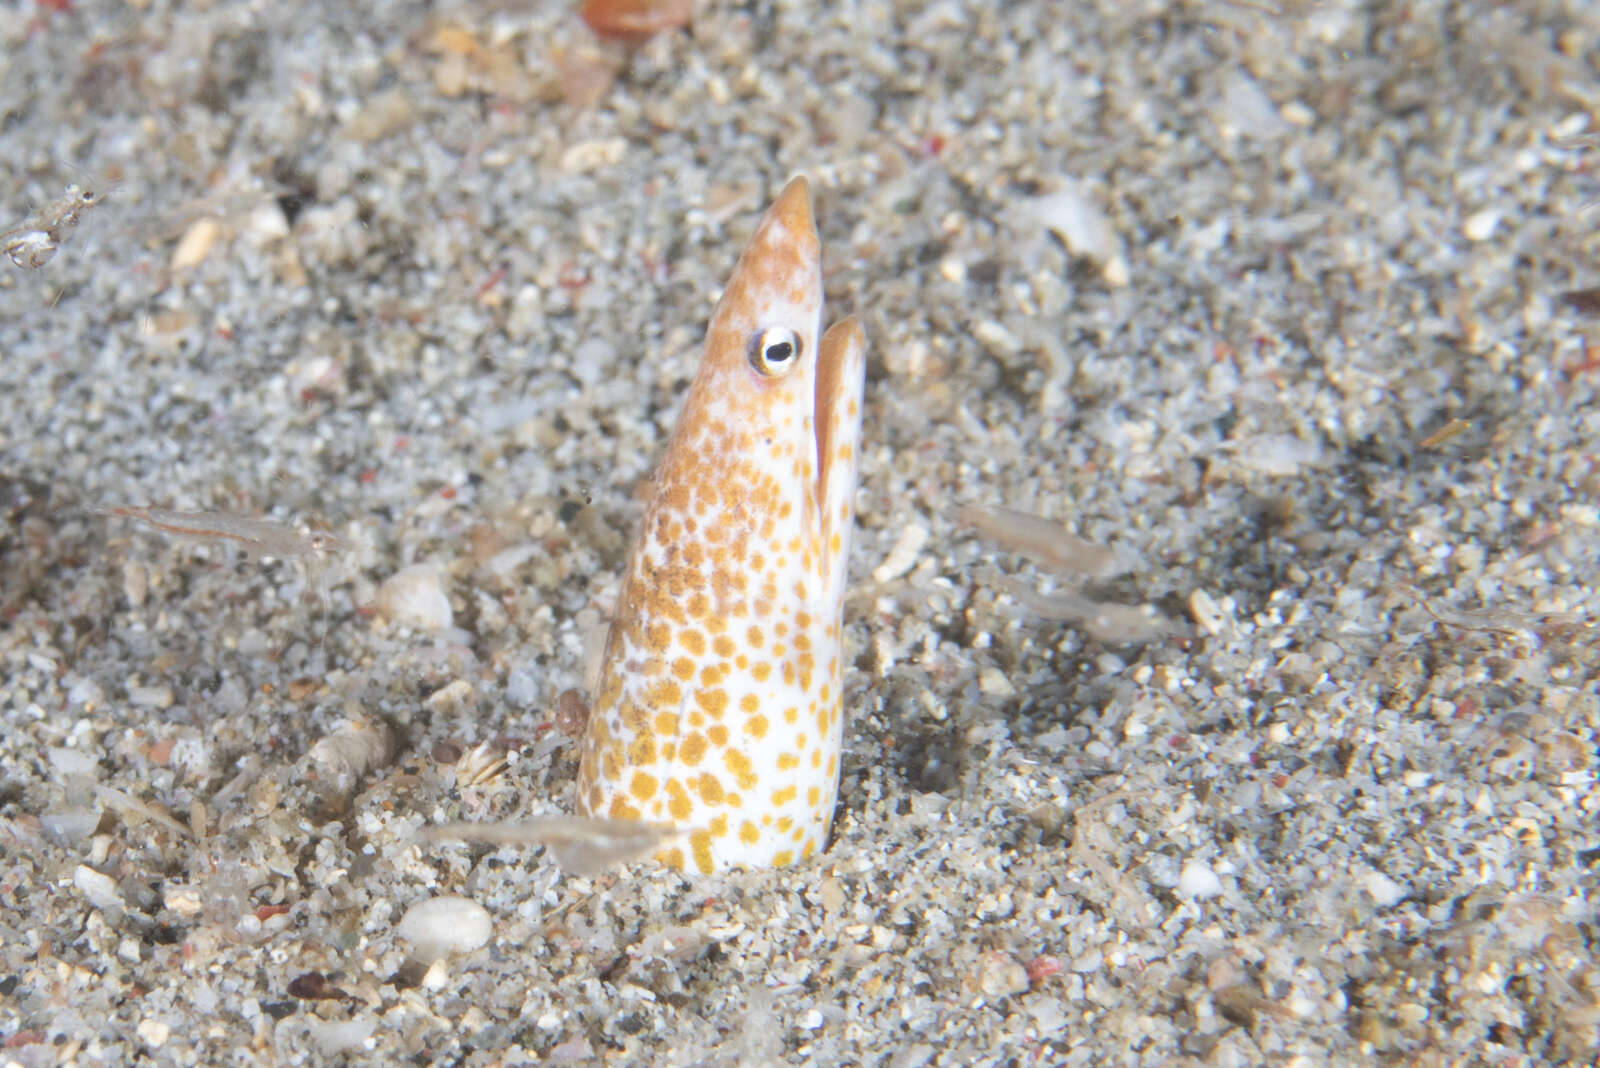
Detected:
left=573, top=177, right=865, bottom=873
left=645, top=623, right=672, bottom=652
left=725, top=749, right=757, bottom=790
left=667, top=779, right=693, bottom=821
left=646, top=680, right=683, bottom=708
left=609, top=796, right=640, bottom=820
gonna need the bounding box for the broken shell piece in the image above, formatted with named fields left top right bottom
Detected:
left=1189, top=589, right=1227, bottom=636
left=454, top=740, right=509, bottom=788
left=376, top=564, right=454, bottom=631
left=873, top=522, right=928, bottom=583
left=425, top=678, right=475, bottom=713
left=580, top=0, right=693, bottom=41
left=1179, top=859, right=1224, bottom=900
left=170, top=217, right=223, bottom=271
left=396, top=895, right=493, bottom=964
left=308, top=718, right=397, bottom=798
left=74, top=864, right=124, bottom=910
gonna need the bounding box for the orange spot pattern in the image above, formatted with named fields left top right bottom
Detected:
left=573, top=178, right=865, bottom=873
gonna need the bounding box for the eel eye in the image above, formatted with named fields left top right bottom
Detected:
left=749, top=327, right=802, bottom=377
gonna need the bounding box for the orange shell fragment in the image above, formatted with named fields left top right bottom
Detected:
left=579, top=0, right=692, bottom=42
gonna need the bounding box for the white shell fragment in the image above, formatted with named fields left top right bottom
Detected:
left=1462, top=208, right=1501, bottom=242
left=1189, top=589, right=1227, bottom=636
left=1179, top=859, right=1224, bottom=900
left=311, top=1017, right=379, bottom=1057
left=977, top=952, right=1031, bottom=999
left=170, top=217, right=223, bottom=271
left=308, top=718, right=397, bottom=798
left=396, top=895, right=494, bottom=964
left=873, top=522, right=928, bottom=584
left=74, top=864, right=124, bottom=909
left=376, top=563, right=454, bottom=630
left=1365, top=870, right=1409, bottom=908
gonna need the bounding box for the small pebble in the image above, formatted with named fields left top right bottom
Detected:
left=1365, top=870, right=1408, bottom=908
left=555, top=688, right=590, bottom=736
left=548, top=1035, right=596, bottom=1062
left=397, top=895, right=494, bottom=964
left=425, top=678, right=475, bottom=712
left=308, top=718, right=397, bottom=797
left=40, top=808, right=100, bottom=845
left=74, top=864, right=124, bottom=909
left=580, top=0, right=693, bottom=41
left=977, top=952, right=1031, bottom=998
left=978, top=666, right=1015, bottom=698
left=1462, top=208, right=1501, bottom=242
left=128, top=684, right=175, bottom=710
left=376, top=564, right=454, bottom=631
left=162, top=884, right=204, bottom=918
left=122, top=561, right=147, bottom=607
left=873, top=523, right=927, bottom=583
left=170, top=218, right=222, bottom=271
left=48, top=746, right=101, bottom=779
left=420, top=958, right=452, bottom=990
left=136, top=1018, right=170, bottom=1049
left=1189, top=589, right=1225, bottom=636
left=311, top=1017, right=378, bottom=1056
left=1179, top=859, right=1224, bottom=900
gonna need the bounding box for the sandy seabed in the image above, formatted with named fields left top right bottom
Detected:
left=2, top=1, right=1599, bottom=1064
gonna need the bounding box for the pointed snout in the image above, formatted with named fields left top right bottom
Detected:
left=766, top=175, right=815, bottom=241
left=744, top=175, right=819, bottom=271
